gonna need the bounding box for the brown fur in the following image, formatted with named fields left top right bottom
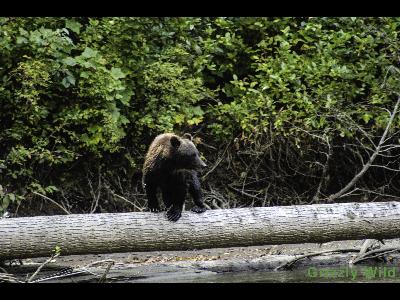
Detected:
left=142, top=133, right=207, bottom=221
left=142, top=133, right=177, bottom=176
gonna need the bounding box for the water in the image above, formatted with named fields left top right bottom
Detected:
left=178, top=266, right=400, bottom=283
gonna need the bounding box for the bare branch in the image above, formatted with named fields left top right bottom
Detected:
left=98, top=261, right=115, bottom=283
left=327, top=96, right=400, bottom=202
left=275, top=248, right=361, bottom=271
left=351, top=246, right=400, bottom=264
left=202, top=142, right=231, bottom=180
left=369, top=164, right=400, bottom=172
left=33, top=192, right=70, bottom=215
left=27, top=252, right=60, bottom=283
left=312, top=136, right=332, bottom=203
left=357, top=188, right=400, bottom=200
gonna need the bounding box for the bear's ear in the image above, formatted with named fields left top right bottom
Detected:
left=170, top=136, right=181, bottom=148
left=183, top=133, right=193, bottom=141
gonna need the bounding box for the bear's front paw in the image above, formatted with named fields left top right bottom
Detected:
left=147, top=206, right=162, bottom=213
left=166, top=207, right=182, bottom=222
left=191, top=206, right=206, bottom=214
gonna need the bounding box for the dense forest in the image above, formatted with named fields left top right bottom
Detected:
left=2, top=17, right=400, bottom=216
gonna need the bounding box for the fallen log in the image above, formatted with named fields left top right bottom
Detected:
left=1, top=201, right=400, bottom=260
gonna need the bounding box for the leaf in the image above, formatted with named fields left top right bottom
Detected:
left=111, top=108, right=120, bottom=121
left=61, top=73, right=76, bottom=87
left=187, top=116, right=203, bottom=125
left=82, top=61, right=96, bottom=69
left=2, top=196, right=9, bottom=209
left=19, top=28, right=29, bottom=36
left=233, top=74, right=238, bottom=80
left=45, top=185, right=58, bottom=192
left=16, top=36, right=28, bottom=44
left=192, top=106, right=204, bottom=116
left=9, top=194, right=16, bottom=203
left=174, top=114, right=185, bottom=124
left=80, top=71, right=89, bottom=78
left=194, top=44, right=202, bottom=55
left=362, top=113, right=373, bottom=124
left=53, top=246, right=61, bottom=255
left=67, top=74, right=76, bottom=86
left=61, top=78, right=70, bottom=88
left=81, top=47, right=98, bottom=59
left=29, top=30, right=43, bottom=44
left=65, top=19, right=82, bottom=34
left=110, top=67, right=125, bottom=79
left=62, top=57, right=77, bottom=66
left=281, top=26, right=290, bottom=35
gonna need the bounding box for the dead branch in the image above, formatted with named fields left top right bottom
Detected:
left=27, top=252, right=60, bottom=283
left=0, top=273, right=22, bottom=283
left=98, top=261, right=115, bottom=283
left=327, top=96, right=400, bottom=202
left=31, top=268, right=88, bottom=283
left=107, top=187, right=144, bottom=212
left=351, top=246, right=400, bottom=264
left=88, top=168, right=102, bottom=214
left=32, top=192, right=70, bottom=215
left=275, top=248, right=361, bottom=271
left=202, top=142, right=231, bottom=180
left=312, top=135, right=332, bottom=203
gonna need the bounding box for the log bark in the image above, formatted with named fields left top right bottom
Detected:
left=1, top=201, right=400, bottom=260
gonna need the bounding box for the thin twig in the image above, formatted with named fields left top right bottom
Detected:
left=98, top=261, right=115, bottom=283
left=357, top=188, right=400, bottom=199
left=32, top=192, right=70, bottom=215
left=351, top=246, right=400, bottom=264
left=89, top=168, right=101, bottom=214
left=0, top=273, right=22, bottom=283
left=27, top=253, right=60, bottom=283
left=34, top=259, right=117, bottom=283
left=31, top=269, right=88, bottom=283
left=202, top=142, right=231, bottom=180
left=358, top=239, right=377, bottom=257
left=109, top=190, right=143, bottom=212
left=327, top=96, right=400, bottom=202
left=312, top=136, right=332, bottom=203
left=0, top=265, right=8, bottom=273
left=275, top=248, right=361, bottom=271
left=82, top=259, right=117, bottom=269
left=227, top=185, right=264, bottom=201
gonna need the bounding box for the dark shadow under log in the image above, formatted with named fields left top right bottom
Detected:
left=1, top=201, right=400, bottom=260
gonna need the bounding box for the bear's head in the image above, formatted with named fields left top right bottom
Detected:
left=169, top=133, right=207, bottom=170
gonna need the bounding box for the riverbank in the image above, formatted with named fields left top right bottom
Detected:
left=2, top=238, right=400, bottom=283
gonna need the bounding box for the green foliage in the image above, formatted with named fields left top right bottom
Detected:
left=206, top=17, right=400, bottom=141
left=140, top=47, right=208, bottom=131
left=53, top=245, right=61, bottom=256
left=1, top=17, right=400, bottom=211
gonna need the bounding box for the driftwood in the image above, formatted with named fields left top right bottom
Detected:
left=1, top=201, right=400, bottom=260
left=5, top=239, right=400, bottom=283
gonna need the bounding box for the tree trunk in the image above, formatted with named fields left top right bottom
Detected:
left=1, top=201, right=400, bottom=260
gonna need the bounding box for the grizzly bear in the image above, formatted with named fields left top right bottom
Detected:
left=142, top=133, right=208, bottom=221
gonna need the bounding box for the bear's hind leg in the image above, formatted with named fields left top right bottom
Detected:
left=144, top=176, right=161, bottom=212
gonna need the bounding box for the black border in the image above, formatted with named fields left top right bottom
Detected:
left=1, top=282, right=399, bottom=296
left=2, top=0, right=399, bottom=17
